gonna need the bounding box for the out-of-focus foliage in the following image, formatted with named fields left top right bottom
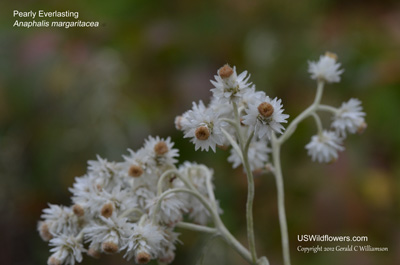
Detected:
left=0, top=0, right=399, bottom=264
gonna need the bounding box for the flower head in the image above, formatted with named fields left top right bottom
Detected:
left=242, top=96, right=289, bottom=139
left=331, top=98, right=366, bottom=137
left=210, top=65, right=252, bottom=103
left=48, top=235, right=84, bottom=265
left=182, top=101, right=226, bottom=152
left=305, top=130, right=345, bottom=163
left=308, top=52, right=344, bottom=83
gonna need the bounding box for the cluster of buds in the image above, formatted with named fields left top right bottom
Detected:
left=38, top=136, right=220, bottom=265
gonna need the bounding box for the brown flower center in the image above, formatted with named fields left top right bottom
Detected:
left=136, top=252, right=151, bottom=264
left=102, top=241, right=118, bottom=254
left=129, top=165, right=144, bottom=177
left=87, top=248, right=101, bottom=259
left=218, top=64, right=234, bottom=79
left=195, top=126, right=210, bottom=140
left=72, top=204, right=84, bottom=217
left=258, top=102, right=274, bottom=117
left=154, top=141, right=168, bottom=155
left=101, top=203, right=114, bottom=218
left=47, top=256, right=61, bottom=265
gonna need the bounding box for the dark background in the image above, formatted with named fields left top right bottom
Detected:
left=1, top=0, right=399, bottom=264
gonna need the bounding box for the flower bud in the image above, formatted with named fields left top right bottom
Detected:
left=218, top=64, right=234, bottom=79
left=47, top=256, right=61, bottom=265
left=357, top=122, right=367, bottom=134
left=136, top=251, right=151, bottom=264
left=87, top=247, right=101, bottom=259
left=101, top=241, right=119, bottom=254
left=325, top=51, right=338, bottom=61
left=38, top=221, right=53, bottom=241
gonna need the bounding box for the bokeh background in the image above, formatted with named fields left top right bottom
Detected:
left=1, top=0, right=400, bottom=265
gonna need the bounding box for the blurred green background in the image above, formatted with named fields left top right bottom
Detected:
left=1, top=0, right=400, bottom=265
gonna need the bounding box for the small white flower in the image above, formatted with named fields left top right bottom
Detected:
left=41, top=205, right=80, bottom=236
left=331, top=98, right=366, bottom=137
left=308, top=52, right=344, bottom=83
left=84, top=214, right=133, bottom=253
left=305, top=130, right=345, bottom=163
left=147, top=193, right=187, bottom=226
left=158, top=229, right=180, bottom=264
left=48, top=235, right=84, bottom=265
left=242, top=96, right=289, bottom=139
left=143, top=136, right=179, bottom=168
left=228, top=139, right=270, bottom=171
left=210, top=64, right=252, bottom=103
left=182, top=101, right=226, bottom=152
left=124, top=218, right=166, bottom=263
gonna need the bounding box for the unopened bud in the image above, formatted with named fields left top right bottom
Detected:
left=38, top=221, right=53, bottom=241
left=87, top=248, right=101, bottom=259
left=154, top=141, right=168, bottom=155
left=325, top=51, right=338, bottom=61
left=258, top=102, right=274, bottom=118
left=175, top=116, right=184, bottom=130
left=101, top=203, right=114, bottom=218
left=218, top=64, right=234, bottom=79
left=136, top=252, right=151, bottom=264
left=101, top=241, right=119, bottom=254
left=47, top=256, right=61, bottom=265
left=357, top=122, right=367, bottom=134
left=195, top=126, right=210, bottom=140
left=72, top=204, right=84, bottom=217
left=129, top=165, right=144, bottom=177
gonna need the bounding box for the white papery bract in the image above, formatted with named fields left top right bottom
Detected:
left=147, top=193, right=187, bottom=226
left=305, top=130, right=345, bottom=163
left=228, top=139, right=271, bottom=171
left=143, top=136, right=179, bottom=168
left=332, top=98, right=366, bottom=137
left=84, top=215, right=133, bottom=253
left=242, top=96, right=289, bottom=139
left=210, top=65, right=252, bottom=103
left=41, top=205, right=80, bottom=236
left=308, top=53, right=344, bottom=83
left=182, top=100, right=226, bottom=152
left=124, top=219, right=166, bottom=262
left=48, top=235, right=84, bottom=265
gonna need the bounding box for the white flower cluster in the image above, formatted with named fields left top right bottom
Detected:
left=38, top=136, right=220, bottom=265
left=176, top=64, right=289, bottom=171
left=305, top=53, right=367, bottom=163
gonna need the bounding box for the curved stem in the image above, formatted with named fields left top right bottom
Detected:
left=271, top=133, right=291, bottom=265
left=157, top=168, right=195, bottom=195
left=311, top=112, right=323, bottom=135
left=317, top=104, right=338, bottom=114
left=278, top=80, right=325, bottom=144
left=120, top=207, right=144, bottom=218
left=176, top=222, right=217, bottom=234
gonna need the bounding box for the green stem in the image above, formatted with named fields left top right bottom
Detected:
left=176, top=221, right=217, bottom=234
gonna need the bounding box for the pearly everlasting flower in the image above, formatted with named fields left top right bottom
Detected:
left=48, top=235, right=84, bottom=265
left=182, top=101, right=226, bottom=152
left=308, top=52, right=344, bottom=83
left=124, top=218, right=166, bottom=263
left=147, top=193, right=187, bottom=226
left=143, top=136, right=179, bottom=168
left=158, top=229, right=180, bottom=264
left=305, top=130, right=345, bottom=163
left=210, top=64, right=252, bottom=103
left=242, top=96, right=289, bottom=139
left=331, top=98, right=366, bottom=137
left=228, top=138, right=271, bottom=171
left=84, top=214, right=133, bottom=254
left=41, top=205, right=80, bottom=236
